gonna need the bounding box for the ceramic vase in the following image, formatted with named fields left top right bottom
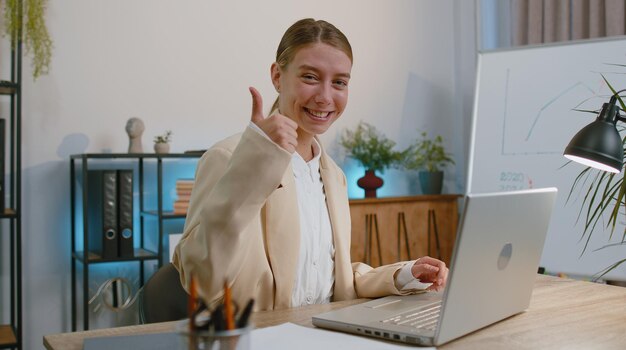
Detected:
left=357, top=169, right=384, bottom=198
left=419, top=171, right=443, bottom=195
left=154, top=142, right=170, bottom=154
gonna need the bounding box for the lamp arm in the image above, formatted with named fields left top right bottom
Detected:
left=604, top=89, right=626, bottom=123
left=609, top=89, right=626, bottom=105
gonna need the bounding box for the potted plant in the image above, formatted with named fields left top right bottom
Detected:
left=339, top=121, right=403, bottom=198
left=2, top=0, right=53, bottom=79
left=568, top=73, right=626, bottom=278
left=402, top=131, right=455, bottom=195
left=153, top=130, right=172, bottom=154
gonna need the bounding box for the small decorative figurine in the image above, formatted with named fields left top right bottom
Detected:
left=126, top=117, right=145, bottom=153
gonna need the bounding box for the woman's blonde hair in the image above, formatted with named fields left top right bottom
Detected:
left=271, top=18, right=353, bottom=112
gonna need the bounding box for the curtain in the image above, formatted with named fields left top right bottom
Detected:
left=512, top=0, right=626, bottom=46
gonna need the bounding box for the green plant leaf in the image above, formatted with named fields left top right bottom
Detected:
left=400, top=131, right=455, bottom=172
left=2, top=0, right=53, bottom=79
left=339, top=121, right=403, bottom=172
left=601, top=74, right=626, bottom=111
left=567, top=166, right=591, bottom=226
left=154, top=130, right=173, bottom=143
left=592, top=258, right=626, bottom=281
left=569, top=69, right=626, bottom=273
left=608, top=172, right=626, bottom=238
left=593, top=241, right=626, bottom=251
left=572, top=108, right=601, bottom=114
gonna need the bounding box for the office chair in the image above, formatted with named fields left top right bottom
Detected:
left=139, top=263, right=189, bottom=323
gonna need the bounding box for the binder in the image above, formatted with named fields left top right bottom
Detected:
left=87, top=170, right=119, bottom=259
left=117, top=170, right=134, bottom=257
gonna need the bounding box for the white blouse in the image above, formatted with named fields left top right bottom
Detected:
left=247, top=123, right=419, bottom=307
left=290, top=139, right=335, bottom=306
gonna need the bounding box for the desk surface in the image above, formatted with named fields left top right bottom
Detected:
left=44, top=274, right=626, bottom=350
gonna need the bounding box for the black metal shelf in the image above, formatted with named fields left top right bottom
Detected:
left=141, top=210, right=187, bottom=219
left=70, top=153, right=200, bottom=331
left=70, top=152, right=203, bottom=160
left=72, top=248, right=159, bottom=264
left=0, top=3, right=23, bottom=347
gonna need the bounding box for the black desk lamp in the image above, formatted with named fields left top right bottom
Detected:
left=564, top=89, right=626, bottom=173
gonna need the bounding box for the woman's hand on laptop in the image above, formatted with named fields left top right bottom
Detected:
left=411, top=256, right=449, bottom=292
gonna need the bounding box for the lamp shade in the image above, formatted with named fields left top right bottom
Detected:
left=564, top=119, right=623, bottom=173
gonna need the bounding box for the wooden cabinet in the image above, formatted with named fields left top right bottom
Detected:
left=349, top=195, right=461, bottom=267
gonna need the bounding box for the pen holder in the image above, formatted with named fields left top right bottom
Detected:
left=177, top=320, right=252, bottom=350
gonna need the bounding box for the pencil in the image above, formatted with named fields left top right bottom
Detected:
left=236, top=298, right=255, bottom=328
left=224, top=280, right=235, bottom=330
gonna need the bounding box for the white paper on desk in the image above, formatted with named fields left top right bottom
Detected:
left=250, top=323, right=435, bottom=350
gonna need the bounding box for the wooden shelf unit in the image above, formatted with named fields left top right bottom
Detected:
left=349, top=194, right=461, bottom=267
left=0, top=325, right=17, bottom=348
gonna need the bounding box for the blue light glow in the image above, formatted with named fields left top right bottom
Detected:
left=74, top=158, right=198, bottom=255
left=342, top=158, right=411, bottom=199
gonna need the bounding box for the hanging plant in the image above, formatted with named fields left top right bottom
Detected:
left=2, top=0, right=53, bottom=79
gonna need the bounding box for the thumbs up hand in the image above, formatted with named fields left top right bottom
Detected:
left=249, top=87, right=298, bottom=154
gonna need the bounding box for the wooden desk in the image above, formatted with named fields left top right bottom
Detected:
left=349, top=195, right=461, bottom=267
left=44, top=275, right=626, bottom=350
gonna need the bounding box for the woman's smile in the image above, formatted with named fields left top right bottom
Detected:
left=304, top=107, right=333, bottom=121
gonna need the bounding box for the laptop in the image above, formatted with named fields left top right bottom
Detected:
left=313, top=187, right=558, bottom=346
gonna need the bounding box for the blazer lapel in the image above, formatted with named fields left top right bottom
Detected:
left=319, top=156, right=342, bottom=251
left=264, top=164, right=300, bottom=309
left=319, top=146, right=356, bottom=300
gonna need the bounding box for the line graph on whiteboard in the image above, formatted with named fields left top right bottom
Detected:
left=499, top=68, right=614, bottom=157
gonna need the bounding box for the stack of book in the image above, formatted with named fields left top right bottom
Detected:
left=173, top=179, right=194, bottom=214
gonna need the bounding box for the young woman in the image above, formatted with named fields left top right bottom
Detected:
left=173, top=18, right=448, bottom=311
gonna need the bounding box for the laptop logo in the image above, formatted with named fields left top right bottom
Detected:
left=497, top=243, right=513, bottom=270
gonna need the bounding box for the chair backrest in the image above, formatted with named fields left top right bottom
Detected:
left=139, top=263, right=189, bottom=324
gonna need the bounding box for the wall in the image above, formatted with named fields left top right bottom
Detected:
left=0, top=0, right=476, bottom=348
left=478, top=0, right=512, bottom=50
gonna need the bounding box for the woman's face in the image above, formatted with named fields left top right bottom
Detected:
left=272, top=43, right=351, bottom=138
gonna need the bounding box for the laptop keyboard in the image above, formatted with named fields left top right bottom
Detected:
left=381, top=301, right=442, bottom=331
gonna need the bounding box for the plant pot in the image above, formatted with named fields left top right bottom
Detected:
left=154, top=142, right=170, bottom=154
left=419, top=171, right=443, bottom=195
left=357, top=169, right=384, bottom=198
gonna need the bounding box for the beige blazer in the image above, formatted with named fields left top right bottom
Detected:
left=173, top=127, right=412, bottom=311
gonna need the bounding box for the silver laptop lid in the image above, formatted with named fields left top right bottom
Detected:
left=435, top=187, right=557, bottom=345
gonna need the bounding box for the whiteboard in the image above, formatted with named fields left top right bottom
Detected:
left=467, top=37, right=626, bottom=280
